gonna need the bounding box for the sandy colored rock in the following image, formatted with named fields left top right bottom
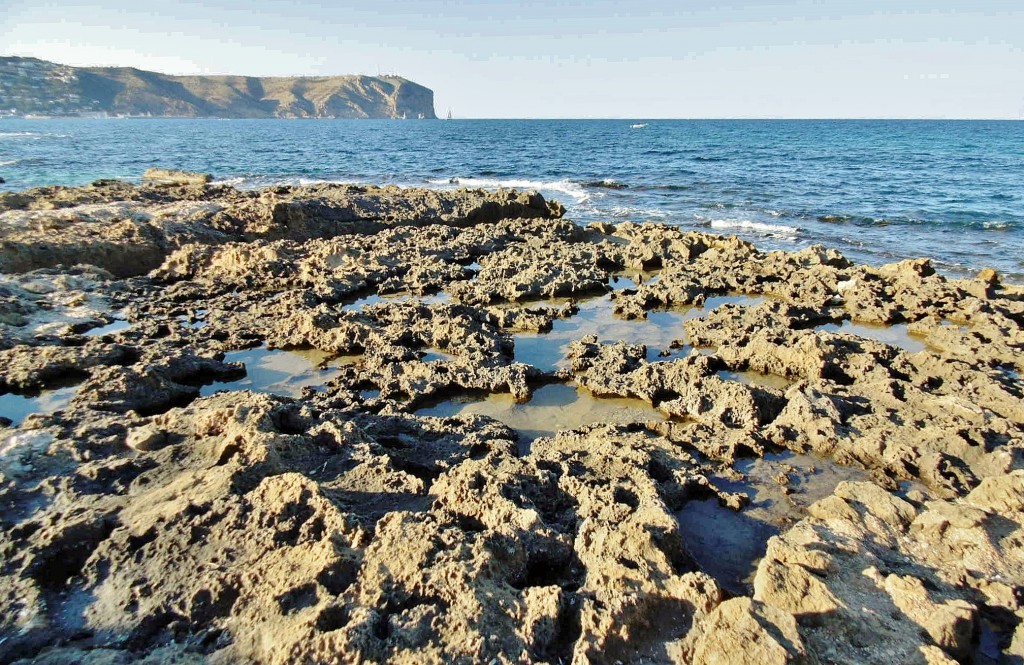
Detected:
left=142, top=168, right=213, bottom=185
left=2, top=178, right=1024, bottom=663
left=881, top=573, right=975, bottom=659
left=747, top=479, right=1024, bottom=664
left=125, top=425, right=167, bottom=451
left=685, top=597, right=813, bottom=665
left=978, top=267, right=1000, bottom=284
left=0, top=180, right=563, bottom=277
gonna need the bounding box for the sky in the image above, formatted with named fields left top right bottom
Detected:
left=1, top=0, right=1022, bottom=119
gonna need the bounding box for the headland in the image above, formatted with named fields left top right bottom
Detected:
left=0, top=57, right=436, bottom=119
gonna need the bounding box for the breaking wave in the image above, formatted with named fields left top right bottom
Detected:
left=609, top=205, right=667, bottom=219
left=708, top=218, right=799, bottom=236
left=0, top=131, right=68, bottom=140
left=427, top=177, right=591, bottom=202
left=212, top=175, right=363, bottom=189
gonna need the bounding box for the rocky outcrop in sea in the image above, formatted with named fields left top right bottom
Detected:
left=1, top=173, right=1022, bottom=664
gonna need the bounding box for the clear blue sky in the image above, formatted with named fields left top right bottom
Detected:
left=2, top=0, right=1022, bottom=118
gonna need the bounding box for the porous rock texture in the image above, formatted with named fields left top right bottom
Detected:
left=1, top=176, right=1023, bottom=664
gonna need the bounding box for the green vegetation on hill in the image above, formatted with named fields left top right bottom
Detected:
left=0, top=56, right=436, bottom=119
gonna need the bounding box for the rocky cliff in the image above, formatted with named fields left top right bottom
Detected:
left=0, top=56, right=436, bottom=119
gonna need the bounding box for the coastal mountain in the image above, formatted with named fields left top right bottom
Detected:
left=0, top=56, right=436, bottom=119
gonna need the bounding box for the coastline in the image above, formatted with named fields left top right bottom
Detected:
left=1, top=173, right=1023, bottom=663
left=4, top=118, right=1022, bottom=283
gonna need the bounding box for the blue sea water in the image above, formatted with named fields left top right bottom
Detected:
left=1, top=118, right=1022, bottom=281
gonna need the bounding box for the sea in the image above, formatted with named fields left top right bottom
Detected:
left=1, top=118, right=1022, bottom=281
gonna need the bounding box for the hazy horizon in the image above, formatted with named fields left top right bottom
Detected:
left=2, top=1, right=1022, bottom=120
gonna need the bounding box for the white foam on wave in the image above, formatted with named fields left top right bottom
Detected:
left=211, top=176, right=248, bottom=187
left=0, top=159, right=19, bottom=167
left=426, top=177, right=591, bottom=202
left=609, top=205, right=666, bottom=219
left=709, top=218, right=799, bottom=236
left=212, top=175, right=362, bottom=190
left=217, top=174, right=598, bottom=207
left=293, top=176, right=362, bottom=186
left=584, top=178, right=627, bottom=189
left=0, top=131, right=67, bottom=140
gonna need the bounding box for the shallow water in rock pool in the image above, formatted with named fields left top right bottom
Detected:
left=200, top=346, right=362, bottom=398
left=420, top=348, right=456, bottom=363
left=513, top=293, right=765, bottom=372
left=415, top=383, right=665, bottom=449
left=341, top=291, right=451, bottom=312
left=83, top=318, right=132, bottom=337
left=0, top=384, right=79, bottom=426
left=717, top=369, right=795, bottom=391
left=675, top=451, right=870, bottom=595
left=817, top=321, right=928, bottom=353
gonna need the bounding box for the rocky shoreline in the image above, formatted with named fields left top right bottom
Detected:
left=1, top=172, right=1023, bottom=664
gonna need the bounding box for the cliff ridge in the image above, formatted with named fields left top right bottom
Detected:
left=0, top=56, right=437, bottom=119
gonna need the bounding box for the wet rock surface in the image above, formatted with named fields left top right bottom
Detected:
left=1, top=179, right=1024, bottom=664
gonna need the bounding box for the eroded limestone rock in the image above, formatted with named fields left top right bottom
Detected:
left=2, top=179, right=1023, bottom=663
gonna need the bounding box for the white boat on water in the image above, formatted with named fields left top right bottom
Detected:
left=631, top=123, right=648, bottom=129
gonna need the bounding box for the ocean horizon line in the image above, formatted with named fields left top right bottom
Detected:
left=2, top=115, right=1021, bottom=122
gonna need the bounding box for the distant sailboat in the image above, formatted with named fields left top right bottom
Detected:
left=446, top=108, right=453, bottom=120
